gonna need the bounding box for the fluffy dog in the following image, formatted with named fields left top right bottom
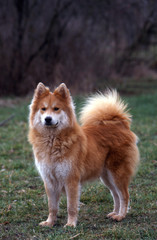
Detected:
left=28, top=83, right=139, bottom=227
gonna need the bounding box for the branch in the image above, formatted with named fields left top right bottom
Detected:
left=115, top=8, right=156, bottom=73
left=0, top=114, right=15, bottom=127
left=26, top=0, right=73, bottom=69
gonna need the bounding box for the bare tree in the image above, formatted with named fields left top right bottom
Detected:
left=0, top=0, right=157, bottom=95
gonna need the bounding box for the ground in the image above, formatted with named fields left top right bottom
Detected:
left=0, top=91, right=157, bottom=240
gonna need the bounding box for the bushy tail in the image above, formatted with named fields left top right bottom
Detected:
left=80, top=90, right=131, bottom=128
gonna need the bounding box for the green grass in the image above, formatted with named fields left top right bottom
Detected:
left=0, top=92, right=157, bottom=240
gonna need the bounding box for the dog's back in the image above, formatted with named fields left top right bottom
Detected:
left=80, top=90, right=139, bottom=172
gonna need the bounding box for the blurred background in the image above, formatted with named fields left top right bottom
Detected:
left=0, top=0, right=157, bottom=96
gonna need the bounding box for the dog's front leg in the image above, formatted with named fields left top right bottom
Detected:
left=39, top=181, right=61, bottom=227
left=64, top=180, right=81, bottom=227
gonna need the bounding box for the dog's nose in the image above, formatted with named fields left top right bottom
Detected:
left=45, top=116, right=52, bottom=125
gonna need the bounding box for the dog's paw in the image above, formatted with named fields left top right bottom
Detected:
left=107, top=212, right=117, bottom=218
left=39, top=221, right=54, bottom=227
left=64, top=222, right=76, bottom=228
left=110, top=214, right=125, bottom=221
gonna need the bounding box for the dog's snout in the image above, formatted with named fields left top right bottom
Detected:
left=45, top=116, right=52, bottom=125
left=44, top=116, right=58, bottom=127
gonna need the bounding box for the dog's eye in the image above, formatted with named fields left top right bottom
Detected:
left=54, top=107, right=59, bottom=111
left=41, top=107, right=46, bottom=111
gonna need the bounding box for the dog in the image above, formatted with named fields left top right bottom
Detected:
left=28, top=82, right=139, bottom=227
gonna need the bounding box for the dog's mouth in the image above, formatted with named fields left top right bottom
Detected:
left=45, top=122, right=59, bottom=128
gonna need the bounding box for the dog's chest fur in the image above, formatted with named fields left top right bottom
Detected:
left=33, top=134, right=75, bottom=184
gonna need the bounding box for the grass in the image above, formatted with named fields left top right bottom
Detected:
left=0, top=91, right=157, bottom=240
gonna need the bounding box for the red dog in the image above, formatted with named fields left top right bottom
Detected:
left=28, top=83, right=139, bottom=227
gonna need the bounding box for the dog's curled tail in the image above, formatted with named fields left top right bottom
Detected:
left=80, top=90, right=131, bottom=128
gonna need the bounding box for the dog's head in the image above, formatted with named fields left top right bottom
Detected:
left=29, top=83, right=75, bottom=131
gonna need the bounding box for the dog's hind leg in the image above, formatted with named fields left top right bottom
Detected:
left=100, top=169, right=120, bottom=218
left=101, top=168, right=130, bottom=221
left=110, top=178, right=130, bottom=221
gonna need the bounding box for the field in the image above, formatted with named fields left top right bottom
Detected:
left=0, top=91, right=157, bottom=240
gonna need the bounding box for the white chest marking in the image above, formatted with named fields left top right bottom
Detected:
left=35, top=157, right=71, bottom=185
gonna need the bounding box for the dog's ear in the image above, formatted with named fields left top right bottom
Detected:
left=34, top=82, right=49, bottom=97
left=54, top=83, right=75, bottom=111
left=30, top=83, right=49, bottom=117
left=55, top=83, right=69, bottom=99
